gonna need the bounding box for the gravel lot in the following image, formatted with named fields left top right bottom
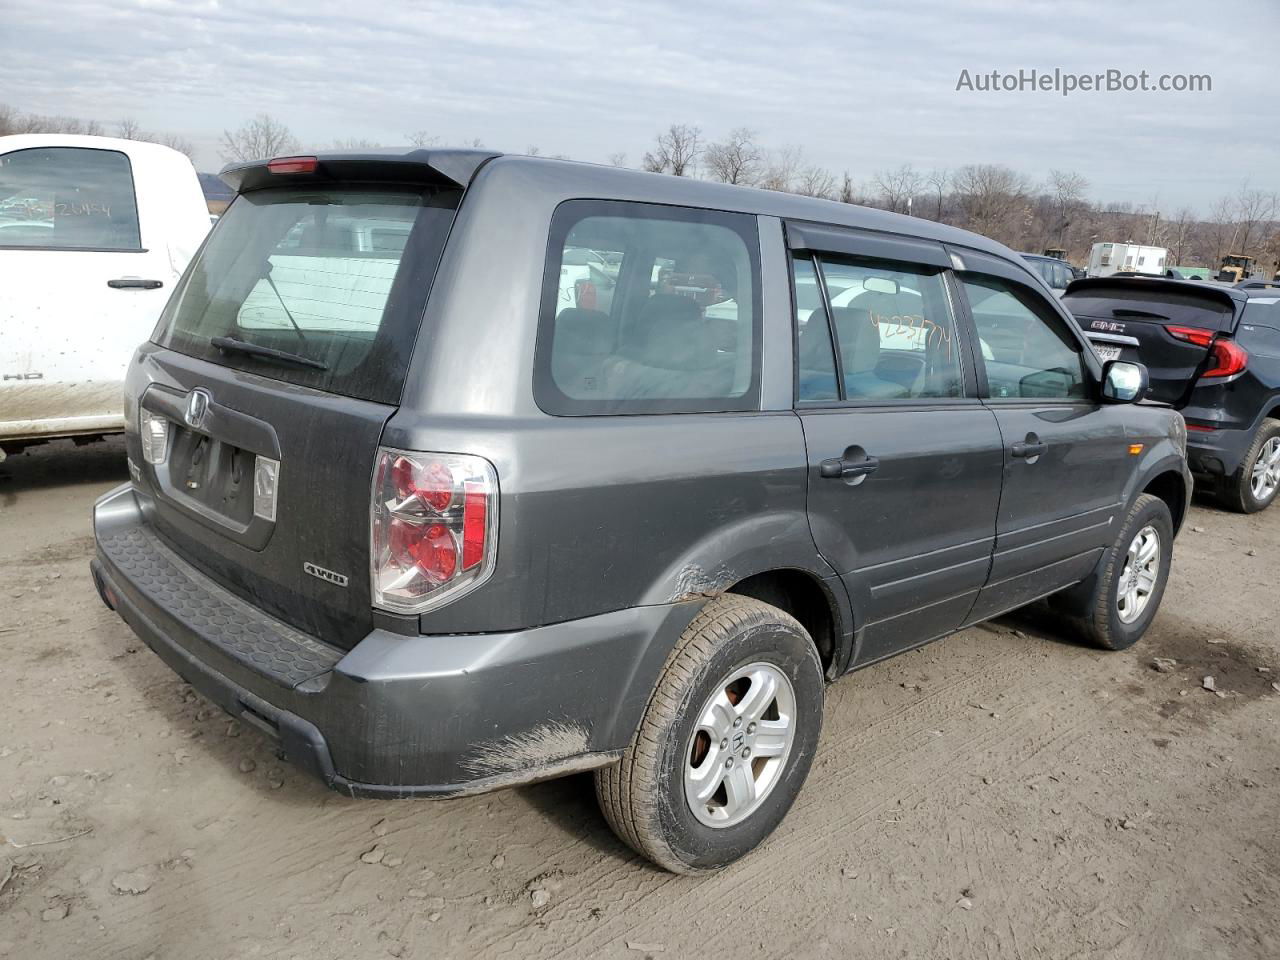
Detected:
left=1, top=438, right=1277, bottom=959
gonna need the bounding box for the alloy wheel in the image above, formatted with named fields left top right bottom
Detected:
left=683, top=662, right=797, bottom=828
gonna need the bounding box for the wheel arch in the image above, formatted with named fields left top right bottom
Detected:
left=725, top=568, right=850, bottom=678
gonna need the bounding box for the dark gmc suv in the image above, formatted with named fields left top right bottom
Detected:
left=90, top=150, right=1191, bottom=873
left=1065, top=276, right=1280, bottom=512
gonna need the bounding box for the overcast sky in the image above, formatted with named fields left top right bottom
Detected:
left=2, top=0, right=1276, bottom=214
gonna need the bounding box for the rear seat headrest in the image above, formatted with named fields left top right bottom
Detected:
left=620, top=294, right=713, bottom=371
left=554, top=308, right=615, bottom=355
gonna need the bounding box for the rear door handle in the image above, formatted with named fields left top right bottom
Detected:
left=108, top=278, right=163, bottom=289
left=1011, top=435, right=1047, bottom=460
left=820, top=453, right=880, bottom=482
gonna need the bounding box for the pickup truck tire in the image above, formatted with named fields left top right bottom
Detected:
left=1219, top=420, right=1280, bottom=514
left=594, top=595, right=824, bottom=874
left=1056, top=493, right=1174, bottom=651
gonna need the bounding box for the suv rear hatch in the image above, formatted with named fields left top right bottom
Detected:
left=1063, top=277, right=1243, bottom=407
left=134, top=152, right=491, bottom=650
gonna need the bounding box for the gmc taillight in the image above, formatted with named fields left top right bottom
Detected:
left=370, top=448, right=498, bottom=613
left=1201, top=339, right=1248, bottom=379
left=1165, top=325, right=1214, bottom=347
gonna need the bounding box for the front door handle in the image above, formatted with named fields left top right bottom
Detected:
left=820, top=452, right=880, bottom=482
left=1011, top=434, right=1047, bottom=460
left=108, top=278, right=164, bottom=289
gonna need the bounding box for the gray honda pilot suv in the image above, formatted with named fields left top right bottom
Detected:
left=90, top=149, right=1191, bottom=873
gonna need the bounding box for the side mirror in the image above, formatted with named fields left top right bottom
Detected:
left=1102, top=360, right=1148, bottom=403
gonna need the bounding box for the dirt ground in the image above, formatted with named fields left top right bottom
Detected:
left=0, top=437, right=1277, bottom=960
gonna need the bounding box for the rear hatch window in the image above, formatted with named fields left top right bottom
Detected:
left=154, top=185, right=460, bottom=405
left=1064, top=284, right=1238, bottom=406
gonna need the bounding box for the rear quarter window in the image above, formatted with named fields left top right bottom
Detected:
left=534, top=200, right=762, bottom=415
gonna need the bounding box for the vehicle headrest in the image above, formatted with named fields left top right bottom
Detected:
left=554, top=308, right=615, bottom=355
left=621, top=295, right=713, bottom=370
left=831, top=307, right=880, bottom=374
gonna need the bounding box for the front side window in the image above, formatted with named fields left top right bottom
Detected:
left=0, top=147, right=141, bottom=250
left=961, top=274, right=1089, bottom=400
left=801, top=255, right=964, bottom=401
left=536, top=200, right=760, bottom=415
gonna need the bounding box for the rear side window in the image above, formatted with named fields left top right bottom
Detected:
left=962, top=275, right=1088, bottom=400
left=796, top=254, right=964, bottom=402
left=0, top=147, right=141, bottom=251
left=535, top=200, right=761, bottom=415
left=154, top=186, right=460, bottom=405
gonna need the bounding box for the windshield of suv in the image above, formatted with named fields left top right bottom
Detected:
left=153, top=185, right=460, bottom=405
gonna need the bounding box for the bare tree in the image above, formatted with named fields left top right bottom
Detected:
left=220, top=114, right=300, bottom=162
left=952, top=164, right=1030, bottom=246
left=607, top=151, right=628, bottom=168
left=116, top=117, right=143, bottom=140
left=328, top=138, right=382, bottom=150
left=1234, top=184, right=1278, bottom=258
left=704, top=127, right=761, bottom=185
left=924, top=169, right=949, bottom=220
left=1048, top=169, right=1089, bottom=247
left=839, top=172, right=855, bottom=204
left=1169, top=208, right=1195, bottom=266
left=642, top=124, right=701, bottom=177
left=794, top=165, right=837, bottom=200
left=873, top=164, right=923, bottom=214
left=1207, top=196, right=1239, bottom=265
left=406, top=130, right=440, bottom=148
left=756, top=145, right=803, bottom=193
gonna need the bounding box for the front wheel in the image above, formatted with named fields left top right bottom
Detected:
left=1055, top=493, right=1174, bottom=650
left=594, top=595, right=824, bottom=874
left=1220, top=421, right=1280, bottom=514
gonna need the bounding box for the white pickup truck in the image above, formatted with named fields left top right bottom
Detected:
left=0, top=134, right=210, bottom=458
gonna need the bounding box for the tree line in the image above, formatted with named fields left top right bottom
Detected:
left=4, top=104, right=1275, bottom=271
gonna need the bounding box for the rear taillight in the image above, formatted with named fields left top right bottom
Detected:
left=1165, top=325, right=1214, bottom=347
left=1201, top=339, right=1248, bottom=379
left=370, top=449, right=498, bottom=613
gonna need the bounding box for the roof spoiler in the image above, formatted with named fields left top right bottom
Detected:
left=1064, top=275, right=1244, bottom=309
left=218, top=148, right=502, bottom=193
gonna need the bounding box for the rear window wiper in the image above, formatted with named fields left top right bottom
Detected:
left=210, top=336, right=328, bottom=371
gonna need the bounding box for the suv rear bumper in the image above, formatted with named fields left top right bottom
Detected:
left=1185, top=426, right=1254, bottom=480
left=91, top=484, right=698, bottom=797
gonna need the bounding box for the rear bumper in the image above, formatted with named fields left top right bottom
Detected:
left=1186, top=426, right=1253, bottom=480
left=91, top=484, right=699, bottom=797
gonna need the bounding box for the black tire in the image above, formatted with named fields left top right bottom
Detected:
left=594, top=595, right=824, bottom=874
left=1054, top=493, right=1174, bottom=650
left=1219, top=420, right=1280, bottom=514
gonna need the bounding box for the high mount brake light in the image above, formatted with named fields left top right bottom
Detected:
left=1201, top=339, right=1248, bottom=379
left=370, top=449, right=498, bottom=613
left=266, top=156, right=318, bottom=175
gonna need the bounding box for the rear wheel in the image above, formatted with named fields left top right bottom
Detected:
left=1054, top=493, right=1174, bottom=650
left=594, top=595, right=824, bottom=874
left=1220, top=421, right=1280, bottom=513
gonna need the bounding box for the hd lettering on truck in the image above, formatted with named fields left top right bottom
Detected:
left=91, top=149, right=1192, bottom=874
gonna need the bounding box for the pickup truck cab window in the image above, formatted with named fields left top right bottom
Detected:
left=0, top=146, right=141, bottom=251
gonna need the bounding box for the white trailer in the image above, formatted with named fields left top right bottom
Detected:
left=1086, top=242, right=1169, bottom=278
